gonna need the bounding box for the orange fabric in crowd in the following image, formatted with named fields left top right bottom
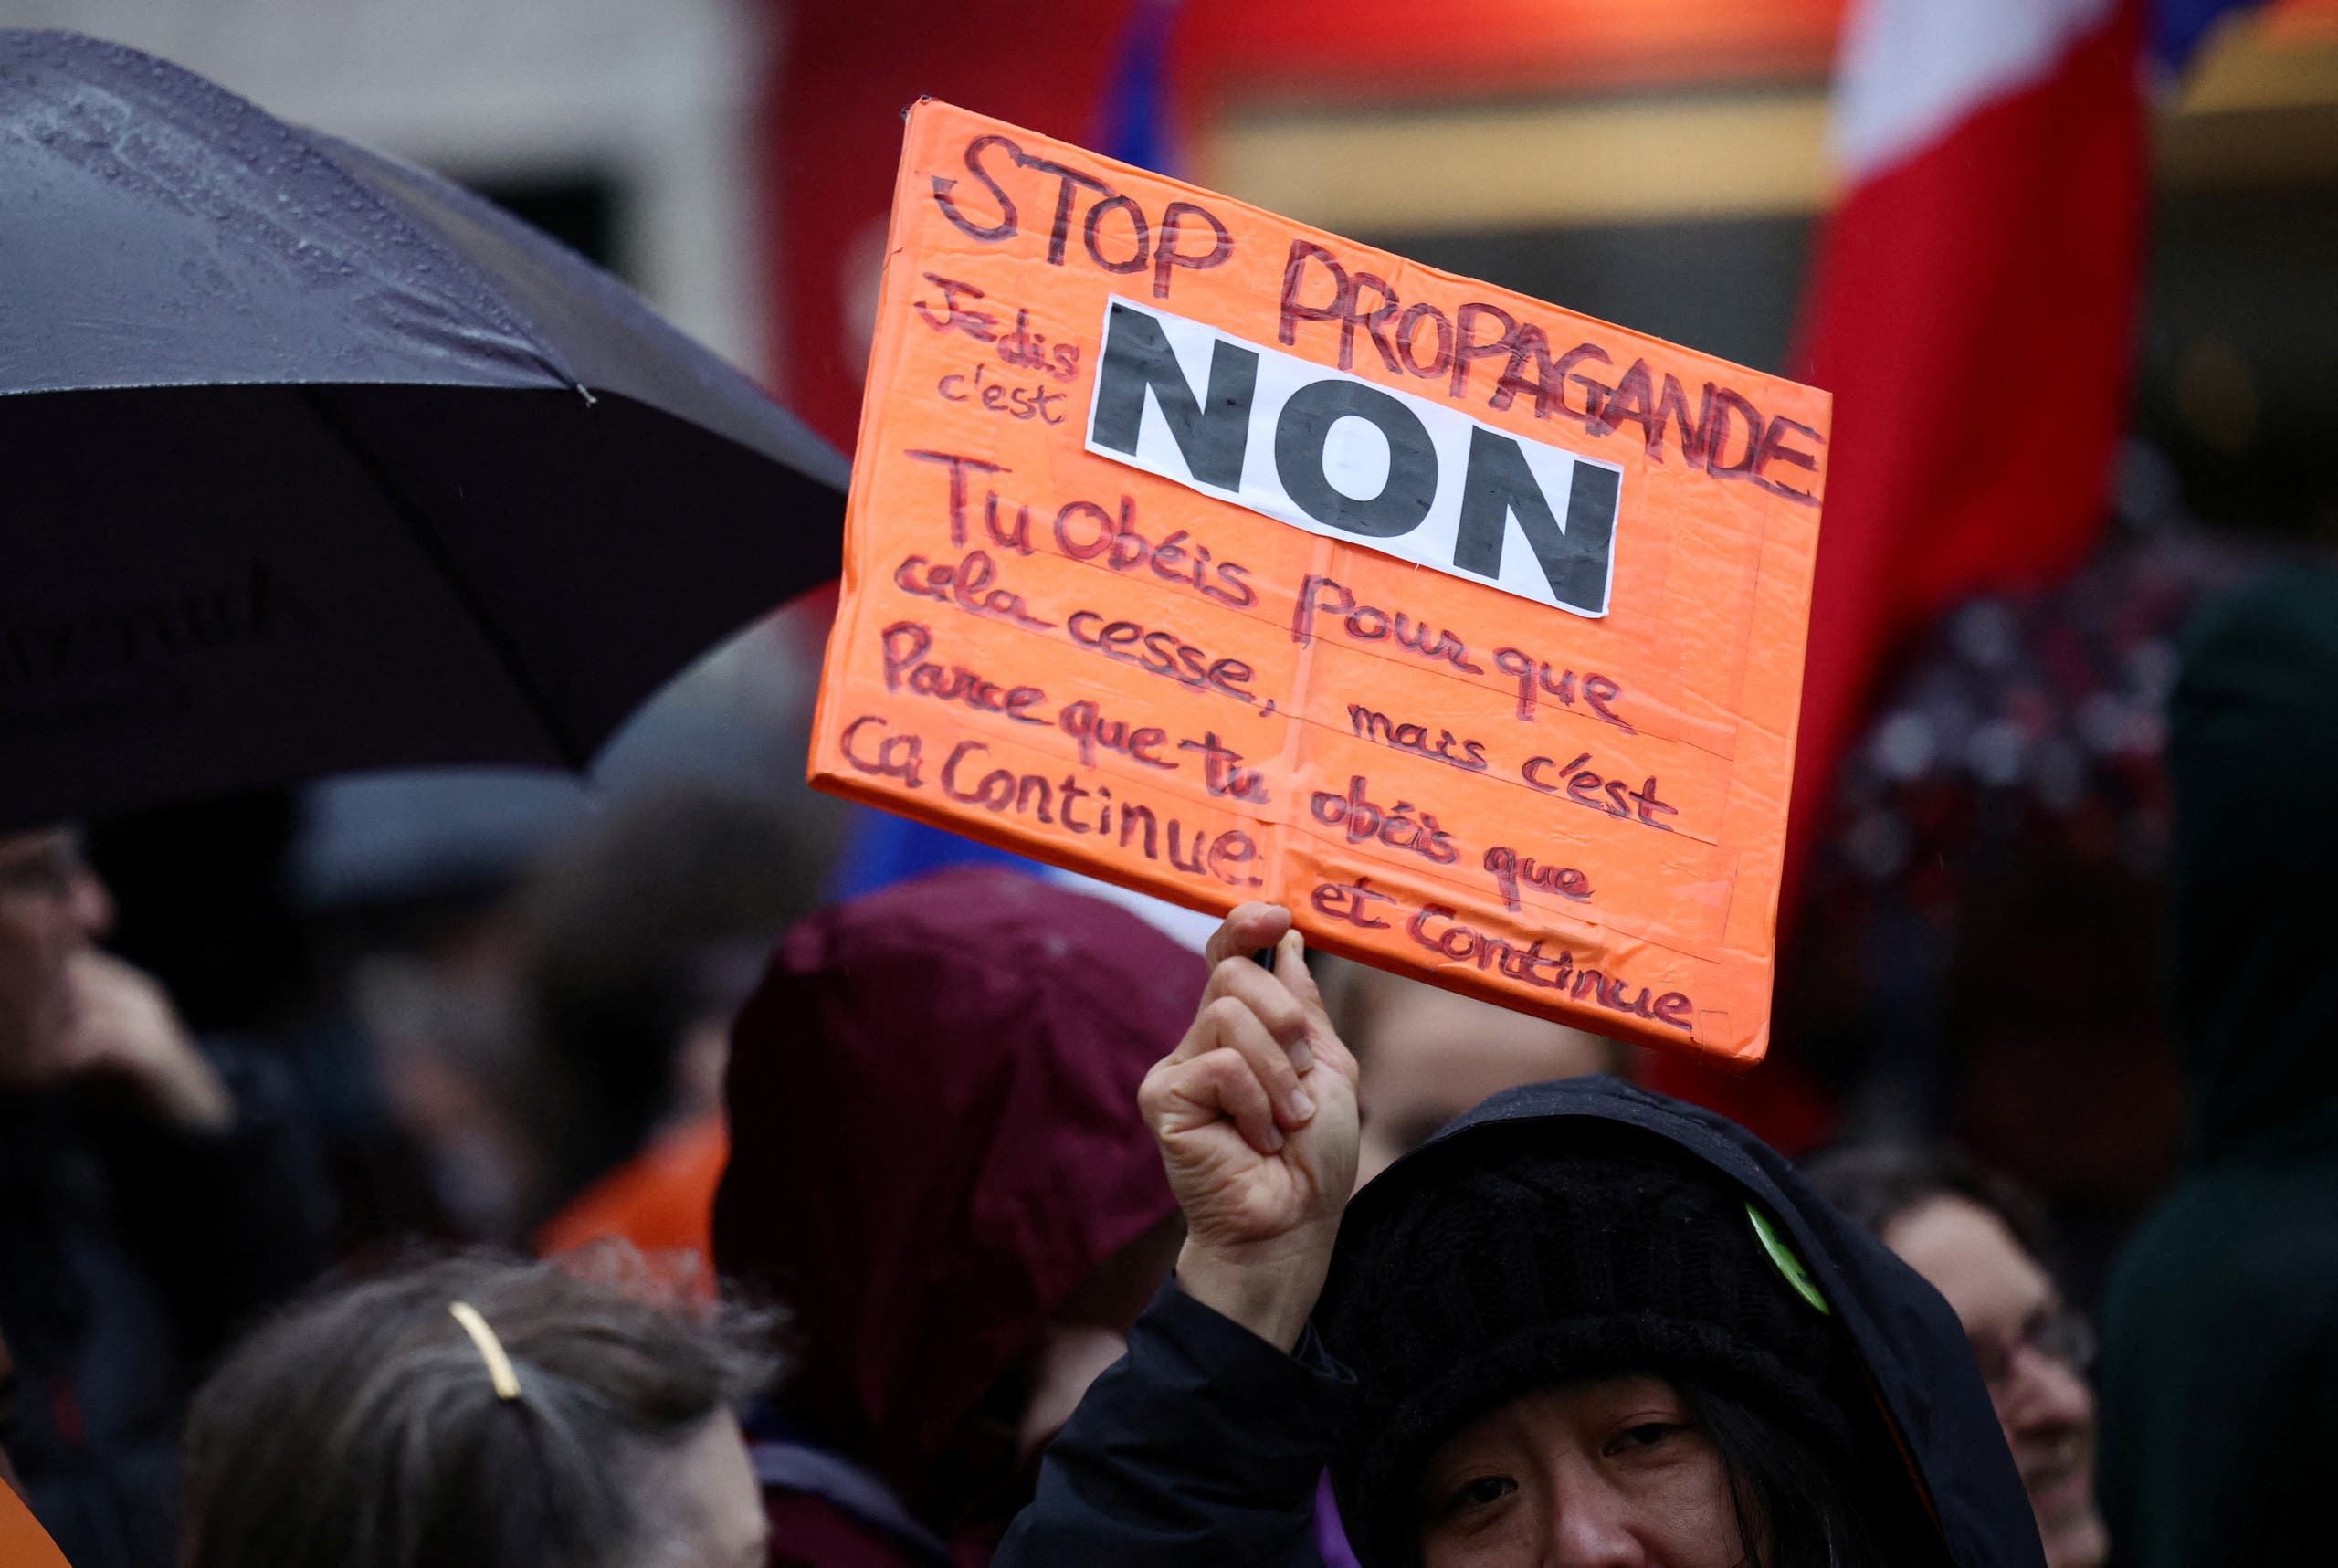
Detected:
left=535, top=1113, right=731, bottom=1293
left=1, top=1483, right=71, bottom=1568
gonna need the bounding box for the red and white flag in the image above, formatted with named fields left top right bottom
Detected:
left=1787, top=0, right=2150, bottom=896
left=1648, top=0, right=2152, bottom=1145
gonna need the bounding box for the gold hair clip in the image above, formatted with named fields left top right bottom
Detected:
left=448, top=1301, right=522, bottom=1401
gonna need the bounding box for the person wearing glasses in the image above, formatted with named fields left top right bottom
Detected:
left=1805, top=1144, right=2105, bottom=1568
left=0, top=826, right=329, bottom=1568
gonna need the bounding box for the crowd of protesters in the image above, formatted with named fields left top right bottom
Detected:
left=4, top=566, right=2335, bottom=1568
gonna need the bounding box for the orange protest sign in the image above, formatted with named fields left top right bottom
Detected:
left=809, top=100, right=1827, bottom=1065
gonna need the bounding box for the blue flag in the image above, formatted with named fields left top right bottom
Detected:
left=2155, top=0, right=2259, bottom=68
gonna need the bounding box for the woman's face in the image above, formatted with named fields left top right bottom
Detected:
left=1416, top=1375, right=1753, bottom=1568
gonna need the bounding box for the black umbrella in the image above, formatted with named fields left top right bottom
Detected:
left=0, top=30, right=849, bottom=831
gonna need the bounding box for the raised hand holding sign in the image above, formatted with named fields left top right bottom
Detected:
left=1141, top=905, right=1359, bottom=1352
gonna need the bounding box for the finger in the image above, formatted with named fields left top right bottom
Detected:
left=1162, top=980, right=1313, bottom=1121
left=1269, top=931, right=1356, bottom=1079
left=1166, top=1047, right=1284, bottom=1155
left=1200, top=994, right=1315, bottom=1126
left=1269, top=931, right=1331, bottom=1028
left=1203, top=903, right=1291, bottom=971
left=1143, top=1047, right=1280, bottom=1152
left=1195, top=957, right=1310, bottom=1050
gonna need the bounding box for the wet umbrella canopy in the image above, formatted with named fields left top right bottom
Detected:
left=0, top=31, right=849, bottom=830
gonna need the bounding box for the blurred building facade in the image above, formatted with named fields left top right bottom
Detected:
left=11, top=0, right=773, bottom=373
left=1195, top=2, right=2338, bottom=541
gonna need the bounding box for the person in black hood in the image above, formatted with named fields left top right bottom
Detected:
left=995, top=903, right=2046, bottom=1568
left=2094, top=563, right=2338, bottom=1568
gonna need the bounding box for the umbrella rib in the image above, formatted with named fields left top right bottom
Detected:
left=298, top=387, right=593, bottom=769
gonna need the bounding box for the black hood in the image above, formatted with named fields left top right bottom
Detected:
left=1322, top=1076, right=2043, bottom=1568
left=2164, top=563, right=2338, bottom=1167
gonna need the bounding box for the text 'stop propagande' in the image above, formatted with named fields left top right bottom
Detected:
left=807, top=100, right=1828, bottom=1065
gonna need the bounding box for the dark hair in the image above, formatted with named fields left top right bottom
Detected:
left=1800, top=1142, right=2053, bottom=1261
left=180, top=1249, right=783, bottom=1568
left=517, top=786, right=816, bottom=1218
left=1683, top=1380, right=1946, bottom=1568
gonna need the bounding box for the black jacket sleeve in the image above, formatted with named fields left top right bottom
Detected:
left=995, top=1279, right=1354, bottom=1568
left=96, top=1040, right=332, bottom=1361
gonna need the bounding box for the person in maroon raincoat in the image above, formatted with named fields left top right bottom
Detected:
left=712, top=868, right=1203, bottom=1568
